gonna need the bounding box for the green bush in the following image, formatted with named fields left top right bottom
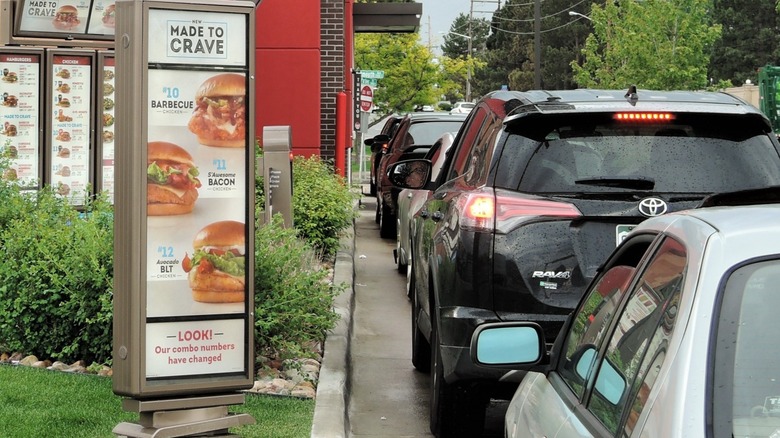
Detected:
left=253, top=214, right=342, bottom=359
left=0, top=186, right=114, bottom=364
left=256, top=154, right=356, bottom=256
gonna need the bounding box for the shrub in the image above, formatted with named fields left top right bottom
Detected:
left=0, top=186, right=114, bottom=364
left=253, top=214, right=342, bottom=359
left=256, top=154, right=356, bottom=256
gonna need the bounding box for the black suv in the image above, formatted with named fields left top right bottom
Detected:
left=390, top=88, right=780, bottom=437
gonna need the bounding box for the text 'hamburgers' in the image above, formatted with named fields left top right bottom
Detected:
left=188, top=73, right=246, bottom=148
left=147, top=141, right=201, bottom=216
left=183, top=220, right=246, bottom=303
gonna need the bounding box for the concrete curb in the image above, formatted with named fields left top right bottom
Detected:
left=310, top=208, right=356, bottom=437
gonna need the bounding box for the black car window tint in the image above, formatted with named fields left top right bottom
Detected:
left=713, top=260, right=780, bottom=438
left=587, top=237, right=687, bottom=435
left=465, top=115, right=501, bottom=186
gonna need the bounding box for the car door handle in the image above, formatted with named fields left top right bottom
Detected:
left=431, top=211, right=444, bottom=222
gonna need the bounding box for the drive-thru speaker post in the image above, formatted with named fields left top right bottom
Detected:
left=112, top=0, right=257, bottom=435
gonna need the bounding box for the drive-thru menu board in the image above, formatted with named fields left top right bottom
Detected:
left=16, top=0, right=116, bottom=37
left=49, top=52, right=92, bottom=205
left=143, top=8, right=249, bottom=380
left=0, top=50, right=42, bottom=188
left=99, top=54, right=115, bottom=202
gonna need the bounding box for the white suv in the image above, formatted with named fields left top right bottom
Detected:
left=449, top=101, right=474, bottom=114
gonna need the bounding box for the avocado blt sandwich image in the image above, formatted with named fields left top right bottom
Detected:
left=146, top=141, right=201, bottom=216
left=182, top=220, right=246, bottom=303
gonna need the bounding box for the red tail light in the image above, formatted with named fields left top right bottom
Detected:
left=614, top=112, right=674, bottom=122
left=459, top=188, right=582, bottom=233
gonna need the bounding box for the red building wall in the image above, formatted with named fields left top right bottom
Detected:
left=255, top=0, right=323, bottom=157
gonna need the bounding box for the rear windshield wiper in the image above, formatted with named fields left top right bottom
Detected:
left=574, top=176, right=655, bottom=190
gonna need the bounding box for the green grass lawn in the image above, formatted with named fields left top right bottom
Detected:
left=0, top=365, right=314, bottom=437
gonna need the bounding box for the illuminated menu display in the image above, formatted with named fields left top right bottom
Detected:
left=50, top=54, right=92, bottom=205
left=16, top=0, right=116, bottom=37
left=144, top=9, right=249, bottom=379
left=0, top=52, right=41, bottom=188
left=100, top=56, right=115, bottom=202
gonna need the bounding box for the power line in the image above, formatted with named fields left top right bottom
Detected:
left=491, top=0, right=589, bottom=22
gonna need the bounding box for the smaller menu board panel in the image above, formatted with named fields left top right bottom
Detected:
left=99, top=55, right=115, bottom=202
left=16, top=0, right=116, bottom=38
left=49, top=52, right=93, bottom=205
left=0, top=51, right=42, bottom=189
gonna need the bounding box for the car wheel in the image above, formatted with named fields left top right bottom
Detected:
left=410, top=266, right=430, bottom=373
left=429, top=317, right=487, bottom=437
left=396, top=231, right=407, bottom=274
left=379, top=204, right=396, bottom=239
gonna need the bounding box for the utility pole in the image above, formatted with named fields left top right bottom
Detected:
left=467, top=0, right=473, bottom=102
left=534, top=0, right=541, bottom=88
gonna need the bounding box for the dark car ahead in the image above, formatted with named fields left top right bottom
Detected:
left=376, top=112, right=467, bottom=238
left=365, top=114, right=403, bottom=196
left=389, top=88, right=780, bottom=437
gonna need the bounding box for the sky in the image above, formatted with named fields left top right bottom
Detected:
left=417, top=0, right=498, bottom=53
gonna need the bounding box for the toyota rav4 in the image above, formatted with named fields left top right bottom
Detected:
left=389, top=88, right=780, bottom=437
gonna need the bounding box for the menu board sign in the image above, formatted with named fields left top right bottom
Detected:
left=16, top=0, right=116, bottom=37
left=99, top=55, right=115, bottom=202
left=49, top=52, right=92, bottom=205
left=0, top=50, right=42, bottom=189
left=144, top=8, right=249, bottom=380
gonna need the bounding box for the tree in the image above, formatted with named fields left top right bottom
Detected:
left=572, top=0, right=722, bottom=90
left=441, top=13, right=490, bottom=60
left=472, top=0, right=590, bottom=94
left=355, top=33, right=441, bottom=114
left=710, top=0, right=780, bottom=86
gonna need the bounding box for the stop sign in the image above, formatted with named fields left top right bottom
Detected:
left=360, top=85, right=373, bottom=112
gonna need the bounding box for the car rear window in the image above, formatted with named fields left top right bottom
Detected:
left=405, top=121, right=465, bottom=147
left=496, top=113, right=780, bottom=194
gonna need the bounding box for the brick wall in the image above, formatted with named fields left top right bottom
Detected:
left=320, top=0, right=345, bottom=162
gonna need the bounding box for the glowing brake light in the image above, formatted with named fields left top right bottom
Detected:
left=460, top=189, right=582, bottom=233
left=614, top=113, right=674, bottom=122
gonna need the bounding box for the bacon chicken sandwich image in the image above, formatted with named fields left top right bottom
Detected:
left=52, top=5, right=80, bottom=31
left=188, top=73, right=246, bottom=148
left=183, top=220, right=246, bottom=303
left=146, top=141, right=201, bottom=216
left=56, top=69, right=70, bottom=79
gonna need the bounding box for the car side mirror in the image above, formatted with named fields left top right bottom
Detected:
left=388, top=159, right=431, bottom=190
left=571, top=345, right=627, bottom=406
left=471, top=323, right=545, bottom=366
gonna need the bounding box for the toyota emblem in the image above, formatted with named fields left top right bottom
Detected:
left=638, top=197, right=668, bottom=217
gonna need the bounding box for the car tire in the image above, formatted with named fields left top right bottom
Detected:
left=410, top=267, right=430, bottom=373
left=379, top=204, right=396, bottom=239
left=396, top=237, right=407, bottom=274
left=429, top=317, right=487, bottom=437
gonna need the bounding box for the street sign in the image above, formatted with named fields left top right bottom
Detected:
left=360, top=85, right=373, bottom=112
left=361, top=78, right=378, bottom=87
left=360, top=69, right=384, bottom=79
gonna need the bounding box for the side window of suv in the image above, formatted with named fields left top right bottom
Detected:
left=587, top=237, right=687, bottom=435
left=464, top=113, right=502, bottom=187
left=447, top=108, right=487, bottom=181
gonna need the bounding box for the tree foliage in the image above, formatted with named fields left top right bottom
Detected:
left=572, top=0, right=722, bottom=90
left=355, top=33, right=440, bottom=113
left=710, top=0, right=780, bottom=86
